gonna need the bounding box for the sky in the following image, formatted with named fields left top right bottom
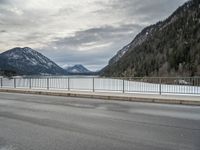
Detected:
left=0, top=0, right=187, bottom=71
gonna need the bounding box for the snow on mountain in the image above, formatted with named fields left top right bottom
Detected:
left=0, top=47, right=66, bottom=75
left=64, top=64, right=91, bottom=74
left=108, top=0, right=198, bottom=67
left=109, top=44, right=131, bottom=65
left=102, top=0, right=200, bottom=77
left=108, top=23, right=158, bottom=65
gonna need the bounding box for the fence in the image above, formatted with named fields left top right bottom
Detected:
left=0, top=76, right=200, bottom=95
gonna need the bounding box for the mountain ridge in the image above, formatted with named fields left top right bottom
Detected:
left=64, top=64, right=92, bottom=74
left=0, top=47, right=67, bottom=75
left=102, top=0, right=200, bottom=77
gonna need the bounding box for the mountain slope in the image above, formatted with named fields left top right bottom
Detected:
left=109, top=44, right=131, bottom=65
left=64, top=64, right=91, bottom=74
left=102, top=0, right=200, bottom=77
left=0, top=47, right=66, bottom=75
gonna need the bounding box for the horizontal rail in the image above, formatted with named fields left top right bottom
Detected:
left=0, top=76, right=199, bottom=95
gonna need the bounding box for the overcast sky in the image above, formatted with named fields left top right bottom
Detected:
left=0, top=0, right=187, bottom=71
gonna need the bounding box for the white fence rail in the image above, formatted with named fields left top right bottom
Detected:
left=0, top=76, right=200, bottom=95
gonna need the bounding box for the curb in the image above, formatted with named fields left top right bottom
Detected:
left=0, top=89, right=200, bottom=106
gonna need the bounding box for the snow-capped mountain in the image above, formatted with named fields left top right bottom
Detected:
left=64, top=64, right=91, bottom=74
left=0, top=47, right=66, bottom=75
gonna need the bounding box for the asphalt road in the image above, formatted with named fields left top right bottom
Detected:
left=0, top=93, right=200, bottom=150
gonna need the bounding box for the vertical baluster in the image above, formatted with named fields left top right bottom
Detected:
left=14, top=77, right=16, bottom=88
left=68, top=77, right=70, bottom=91
left=92, top=77, right=95, bottom=92
left=122, top=78, right=125, bottom=93
left=159, top=78, right=162, bottom=95
left=47, top=78, right=49, bottom=90
left=0, top=78, right=2, bottom=88
left=29, top=78, right=31, bottom=89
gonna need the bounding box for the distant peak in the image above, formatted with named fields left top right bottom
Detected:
left=23, top=47, right=32, bottom=50
left=10, top=47, right=33, bottom=51
left=64, top=64, right=91, bottom=73
left=11, top=47, right=31, bottom=49
left=74, top=64, right=83, bottom=67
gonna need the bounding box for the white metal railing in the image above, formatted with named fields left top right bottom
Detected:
left=0, top=76, right=200, bottom=95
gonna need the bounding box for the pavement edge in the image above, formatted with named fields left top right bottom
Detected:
left=0, top=89, right=199, bottom=106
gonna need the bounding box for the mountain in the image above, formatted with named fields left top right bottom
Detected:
left=64, top=64, right=91, bottom=74
left=109, top=44, right=131, bottom=65
left=0, top=47, right=67, bottom=75
left=102, top=0, right=200, bottom=77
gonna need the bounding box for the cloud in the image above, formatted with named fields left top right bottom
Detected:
left=0, top=0, right=10, bottom=4
left=0, top=0, right=188, bottom=70
left=39, top=24, right=143, bottom=70
left=0, top=30, right=6, bottom=33
left=94, top=0, right=187, bottom=24
left=54, top=24, right=142, bottom=49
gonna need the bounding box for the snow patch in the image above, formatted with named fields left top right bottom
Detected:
left=71, top=69, right=79, bottom=73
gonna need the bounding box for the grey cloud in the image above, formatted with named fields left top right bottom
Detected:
left=0, top=30, right=6, bottom=33
left=126, top=0, right=187, bottom=21
left=0, top=10, right=36, bottom=28
left=0, top=0, right=10, bottom=4
left=41, top=47, right=116, bottom=71
left=55, top=24, right=143, bottom=48
left=40, top=24, right=143, bottom=70
left=54, top=7, right=76, bottom=16
left=95, top=0, right=187, bottom=23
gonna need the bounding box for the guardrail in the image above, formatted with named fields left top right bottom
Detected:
left=0, top=76, right=200, bottom=95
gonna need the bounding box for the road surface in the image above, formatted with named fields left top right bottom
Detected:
left=0, top=92, right=199, bottom=150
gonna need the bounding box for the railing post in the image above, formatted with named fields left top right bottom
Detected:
left=197, top=77, right=199, bottom=95
left=159, top=78, right=162, bottom=95
left=122, top=78, right=125, bottom=93
left=68, top=77, right=70, bottom=91
left=47, top=78, right=49, bottom=90
left=14, top=77, right=16, bottom=88
left=0, top=78, right=2, bottom=88
left=29, top=78, right=32, bottom=89
left=92, top=77, right=95, bottom=92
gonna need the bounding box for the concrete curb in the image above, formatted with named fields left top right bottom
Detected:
left=0, top=88, right=200, bottom=106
